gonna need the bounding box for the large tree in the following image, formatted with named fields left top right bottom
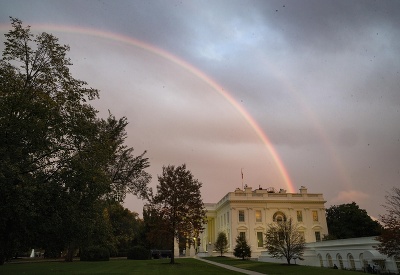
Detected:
left=264, top=218, right=305, bottom=265
left=325, top=202, right=382, bottom=240
left=214, top=232, right=228, bottom=257
left=0, top=18, right=151, bottom=264
left=149, top=164, right=206, bottom=264
left=376, top=187, right=400, bottom=258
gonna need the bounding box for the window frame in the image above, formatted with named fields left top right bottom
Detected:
left=238, top=210, right=245, bottom=222
left=312, top=210, right=319, bottom=222
left=315, top=231, right=321, bottom=242
left=256, top=232, right=264, bottom=248
left=297, top=210, right=303, bottom=222
left=255, top=210, right=262, bottom=222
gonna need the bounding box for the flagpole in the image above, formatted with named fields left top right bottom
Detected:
left=241, top=168, right=243, bottom=190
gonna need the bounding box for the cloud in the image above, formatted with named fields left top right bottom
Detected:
left=330, top=190, right=370, bottom=205
left=1, top=0, right=399, bottom=219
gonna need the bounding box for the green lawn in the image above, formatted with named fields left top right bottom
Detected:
left=0, top=258, right=242, bottom=275
left=204, top=257, right=364, bottom=275
left=1, top=257, right=366, bottom=275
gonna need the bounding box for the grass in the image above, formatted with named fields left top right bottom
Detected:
left=0, top=258, right=242, bottom=275
left=1, top=257, right=366, bottom=275
left=204, top=257, right=364, bottom=275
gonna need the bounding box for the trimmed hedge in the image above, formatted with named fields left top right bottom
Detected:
left=127, top=246, right=150, bottom=260
left=80, top=246, right=110, bottom=261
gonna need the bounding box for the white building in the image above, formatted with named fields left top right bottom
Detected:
left=200, top=185, right=329, bottom=258
left=198, top=186, right=399, bottom=274
left=297, top=236, right=399, bottom=273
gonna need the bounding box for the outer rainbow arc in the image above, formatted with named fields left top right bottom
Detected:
left=0, top=23, right=296, bottom=193
left=264, top=66, right=353, bottom=190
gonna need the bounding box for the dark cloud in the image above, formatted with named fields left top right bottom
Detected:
left=1, top=0, right=399, bottom=218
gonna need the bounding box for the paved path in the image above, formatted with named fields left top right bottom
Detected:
left=195, top=257, right=266, bottom=275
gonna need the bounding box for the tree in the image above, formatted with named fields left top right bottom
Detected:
left=149, top=164, right=206, bottom=264
left=214, top=232, right=228, bottom=257
left=233, top=234, right=251, bottom=260
left=105, top=202, right=142, bottom=256
left=142, top=204, right=173, bottom=251
left=376, top=187, right=400, bottom=258
left=0, top=18, right=151, bottom=264
left=264, top=218, right=305, bottom=265
left=325, top=202, right=382, bottom=240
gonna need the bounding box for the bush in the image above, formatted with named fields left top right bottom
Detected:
left=80, top=246, right=110, bottom=261
left=127, top=246, right=150, bottom=260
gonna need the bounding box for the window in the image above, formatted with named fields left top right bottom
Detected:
left=273, top=211, right=286, bottom=223
left=239, top=232, right=246, bottom=240
left=327, top=253, right=333, bottom=267
left=337, top=254, right=344, bottom=269
left=255, top=210, right=262, bottom=222
left=297, top=210, right=303, bottom=222
left=312, top=210, right=319, bottom=221
left=257, top=232, right=263, bottom=248
left=299, top=231, right=305, bottom=241
left=224, top=213, right=226, bottom=225
left=315, top=231, right=321, bottom=242
left=348, top=254, right=355, bottom=270
left=239, top=210, right=245, bottom=222
left=227, top=211, right=229, bottom=224
left=318, top=254, right=323, bottom=267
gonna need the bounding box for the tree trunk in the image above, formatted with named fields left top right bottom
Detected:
left=287, top=258, right=291, bottom=265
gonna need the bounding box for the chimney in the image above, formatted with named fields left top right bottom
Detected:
left=299, top=186, right=307, bottom=194
left=244, top=185, right=252, bottom=193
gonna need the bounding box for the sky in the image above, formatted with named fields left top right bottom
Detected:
left=1, top=0, right=399, bottom=219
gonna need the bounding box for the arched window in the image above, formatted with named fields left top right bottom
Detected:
left=326, top=253, right=333, bottom=267
left=347, top=253, right=355, bottom=270
left=337, top=253, right=344, bottom=269
left=359, top=253, right=367, bottom=270
left=318, top=254, right=323, bottom=267
left=273, top=211, right=286, bottom=223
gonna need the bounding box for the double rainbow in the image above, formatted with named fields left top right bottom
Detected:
left=0, top=24, right=296, bottom=193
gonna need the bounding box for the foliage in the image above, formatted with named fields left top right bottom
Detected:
left=80, top=246, right=110, bottom=261
left=0, top=18, right=151, bottom=264
left=376, top=187, right=400, bottom=258
left=324, top=202, right=382, bottom=240
left=127, top=246, right=150, bottom=260
left=233, top=235, right=251, bottom=260
left=106, top=202, right=142, bottom=256
left=215, top=232, right=228, bottom=257
left=143, top=204, right=173, bottom=250
left=264, top=218, right=305, bottom=265
left=148, top=164, right=206, bottom=263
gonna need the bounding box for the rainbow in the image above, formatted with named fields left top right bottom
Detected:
left=0, top=23, right=296, bottom=193
left=264, top=66, right=353, bottom=190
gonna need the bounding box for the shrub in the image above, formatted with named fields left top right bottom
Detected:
left=127, top=246, right=150, bottom=260
left=80, top=246, right=110, bottom=261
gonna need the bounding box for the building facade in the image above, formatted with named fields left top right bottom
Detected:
left=200, top=185, right=329, bottom=258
